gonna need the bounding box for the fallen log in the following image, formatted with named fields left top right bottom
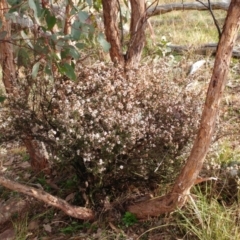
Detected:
left=168, top=43, right=240, bottom=58
left=147, top=2, right=229, bottom=17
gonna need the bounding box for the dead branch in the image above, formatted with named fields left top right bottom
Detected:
left=147, top=2, right=229, bottom=17
left=168, top=43, right=240, bottom=58
left=0, top=174, right=94, bottom=221
left=196, top=0, right=222, bottom=38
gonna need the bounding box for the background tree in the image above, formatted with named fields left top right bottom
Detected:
left=0, top=0, right=15, bottom=93
left=0, top=0, right=51, bottom=173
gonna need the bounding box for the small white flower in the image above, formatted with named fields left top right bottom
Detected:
left=95, top=133, right=100, bottom=139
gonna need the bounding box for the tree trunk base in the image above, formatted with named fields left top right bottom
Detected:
left=127, top=192, right=187, bottom=219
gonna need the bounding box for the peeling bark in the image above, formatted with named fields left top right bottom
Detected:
left=23, top=135, right=51, bottom=174
left=102, top=0, right=125, bottom=65
left=0, top=0, right=16, bottom=93
left=128, top=0, right=240, bottom=219
left=125, top=0, right=147, bottom=68
left=102, top=0, right=147, bottom=68
left=0, top=0, right=50, bottom=174
left=0, top=175, right=94, bottom=221
left=63, top=0, right=72, bottom=64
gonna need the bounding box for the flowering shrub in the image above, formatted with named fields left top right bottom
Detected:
left=2, top=58, right=204, bottom=189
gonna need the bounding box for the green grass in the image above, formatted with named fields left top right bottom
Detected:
left=150, top=9, right=226, bottom=46
left=60, top=221, right=96, bottom=235
left=176, top=191, right=240, bottom=240
left=122, top=212, right=138, bottom=227
left=12, top=214, right=29, bottom=240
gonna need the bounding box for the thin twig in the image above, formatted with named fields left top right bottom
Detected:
left=196, top=0, right=222, bottom=38
left=146, top=0, right=159, bottom=18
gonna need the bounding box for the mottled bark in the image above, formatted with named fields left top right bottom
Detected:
left=102, top=0, right=147, bottom=67
left=23, top=135, right=51, bottom=174
left=125, top=0, right=147, bottom=67
left=0, top=0, right=15, bottom=93
left=63, top=0, right=72, bottom=64
left=0, top=0, right=50, bottom=173
left=64, top=1, right=71, bottom=36
left=128, top=0, right=240, bottom=219
left=102, top=0, right=125, bottom=65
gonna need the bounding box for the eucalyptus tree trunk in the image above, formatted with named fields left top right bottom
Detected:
left=0, top=0, right=50, bottom=174
left=125, top=0, right=147, bottom=67
left=102, top=0, right=125, bottom=65
left=0, top=0, right=15, bottom=93
left=102, top=0, right=147, bottom=68
left=127, top=0, right=240, bottom=219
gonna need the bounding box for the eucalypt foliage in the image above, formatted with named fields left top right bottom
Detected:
left=4, top=0, right=108, bottom=80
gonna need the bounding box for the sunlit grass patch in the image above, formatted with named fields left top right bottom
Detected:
left=12, top=214, right=29, bottom=240
left=151, top=9, right=226, bottom=46
left=176, top=191, right=240, bottom=240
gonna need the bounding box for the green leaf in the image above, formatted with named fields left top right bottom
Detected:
left=0, top=31, right=7, bottom=40
left=97, top=33, right=110, bottom=52
left=78, top=11, right=89, bottom=23
left=33, top=38, right=48, bottom=54
left=56, top=38, right=67, bottom=47
left=32, top=61, right=41, bottom=79
left=86, top=0, right=92, bottom=7
left=0, top=96, right=6, bottom=103
left=60, top=48, right=69, bottom=59
left=17, top=48, right=30, bottom=67
left=7, top=0, right=22, bottom=6
left=93, top=0, right=102, bottom=12
left=68, top=46, right=80, bottom=60
left=71, top=21, right=81, bottom=40
left=21, top=30, right=33, bottom=48
left=75, top=43, right=86, bottom=50
left=0, top=20, right=2, bottom=29
left=45, top=64, right=52, bottom=75
left=45, top=10, right=56, bottom=30
left=28, top=0, right=42, bottom=25
left=60, top=63, right=76, bottom=81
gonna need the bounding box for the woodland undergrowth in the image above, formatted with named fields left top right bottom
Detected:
left=1, top=57, right=206, bottom=205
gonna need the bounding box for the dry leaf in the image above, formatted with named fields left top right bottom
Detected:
left=19, top=161, right=31, bottom=169
left=28, top=220, right=39, bottom=231
left=65, top=192, right=75, bottom=202
left=3, top=158, right=13, bottom=166
left=43, top=224, right=52, bottom=233
left=0, top=228, right=15, bottom=240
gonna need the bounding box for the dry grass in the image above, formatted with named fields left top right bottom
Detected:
left=149, top=0, right=227, bottom=46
